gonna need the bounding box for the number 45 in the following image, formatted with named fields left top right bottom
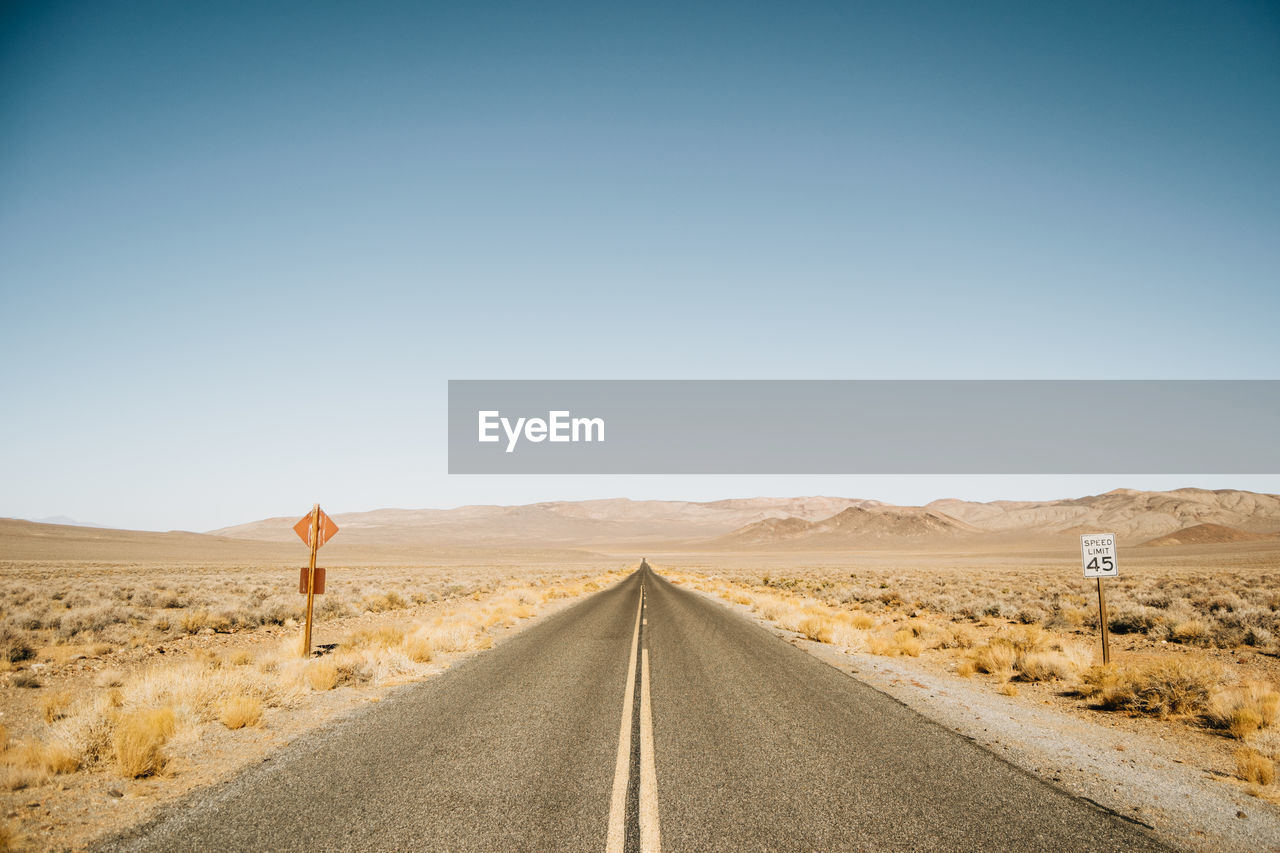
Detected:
left=1087, top=556, right=1114, bottom=571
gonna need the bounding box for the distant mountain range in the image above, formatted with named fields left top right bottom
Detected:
left=24, top=515, right=105, bottom=528
left=211, top=497, right=872, bottom=548
left=206, top=488, right=1280, bottom=551
left=10, top=489, right=1280, bottom=557
left=711, top=505, right=984, bottom=549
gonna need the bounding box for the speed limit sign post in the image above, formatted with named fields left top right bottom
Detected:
left=1081, top=533, right=1118, bottom=664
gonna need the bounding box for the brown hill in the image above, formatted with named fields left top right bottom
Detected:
left=1140, top=523, right=1277, bottom=547
left=0, top=518, right=597, bottom=565
left=0, top=518, right=296, bottom=563
left=713, top=506, right=983, bottom=550
left=711, top=516, right=822, bottom=547
left=927, top=488, right=1280, bottom=541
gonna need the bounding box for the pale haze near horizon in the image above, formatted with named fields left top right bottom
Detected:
left=2, top=2, right=1278, bottom=531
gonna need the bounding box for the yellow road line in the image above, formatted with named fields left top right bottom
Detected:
left=639, top=647, right=661, bottom=852
left=606, top=585, right=644, bottom=853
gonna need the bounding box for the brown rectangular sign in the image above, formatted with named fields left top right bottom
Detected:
left=298, top=567, right=326, bottom=595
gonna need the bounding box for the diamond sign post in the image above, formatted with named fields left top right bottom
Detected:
left=294, top=504, right=339, bottom=658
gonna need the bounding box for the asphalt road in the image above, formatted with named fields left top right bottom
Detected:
left=106, top=566, right=1168, bottom=852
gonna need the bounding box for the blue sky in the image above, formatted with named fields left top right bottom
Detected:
left=2, top=1, right=1278, bottom=531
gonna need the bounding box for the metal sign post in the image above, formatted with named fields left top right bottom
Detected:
left=293, top=504, right=339, bottom=658
left=1081, top=533, right=1118, bottom=665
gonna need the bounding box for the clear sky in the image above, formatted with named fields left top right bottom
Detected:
left=2, top=1, right=1279, bottom=531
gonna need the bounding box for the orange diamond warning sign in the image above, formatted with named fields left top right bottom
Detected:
left=293, top=507, right=339, bottom=548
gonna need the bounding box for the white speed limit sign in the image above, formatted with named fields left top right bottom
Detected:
left=1081, top=533, right=1118, bottom=578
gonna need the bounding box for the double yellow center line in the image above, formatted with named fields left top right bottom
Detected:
left=606, top=579, right=661, bottom=853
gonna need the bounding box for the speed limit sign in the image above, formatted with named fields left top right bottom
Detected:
left=1081, top=533, right=1118, bottom=578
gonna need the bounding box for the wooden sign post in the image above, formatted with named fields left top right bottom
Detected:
left=1080, top=533, right=1118, bottom=665
left=293, top=504, right=339, bottom=658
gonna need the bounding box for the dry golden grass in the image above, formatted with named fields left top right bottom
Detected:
left=1230, top=709, right=1266, bottom=740
left=348, top=625, right=405, bottom=650
left=797, top=615, right=835, bottom=644
left=122, top=663, right=275, bottom=728
left=422, top=619, right=485, bottom=653
left=179, top=610, right=211, bottom=634
left=970, top=642, right=1016, bottom=680
left=0, top=739, right=80, bottom=790
left=868, top=629, right=923, bottom=658
left=1015, top=650, right=1077, bottom=682
left=219, top=695, right=263, bottom=730
left=403, top=634, right=433, bottom=663
left=501, top=601, right=536, bottom=622
left=1008, top=633, right=1092, bottom=683
left=113, top=708, right=175, bottom=778
left=95, top=670, right=124, bottom=688
left=304, top=661, right=339, bottom=692
left=42, top=690, right=72, bottom=724
left=929, top=623, right=977, bottom=650
left=47, top=744, right=79, bottom=775
left=0, top=765, right=44, bottom=793
left=30, top=742, right=77, bottom=775
left=1236, top=747, right=1276, bottom=786
left=359, top=592, right=408, bottom=613
left=1080, top=658, right=1221, bottom=719
left=0, top=821, right=21, bottom=851
left=824, top=623, right=864, bottom=652
left=1208, top=681, right=1280, bottom=739
left=1171, top=619, right=1209, bottom=644
left=845, top=611, right=875, bottom=630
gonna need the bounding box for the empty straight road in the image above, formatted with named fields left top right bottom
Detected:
left=106, top=566, right=1167, bottom=852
